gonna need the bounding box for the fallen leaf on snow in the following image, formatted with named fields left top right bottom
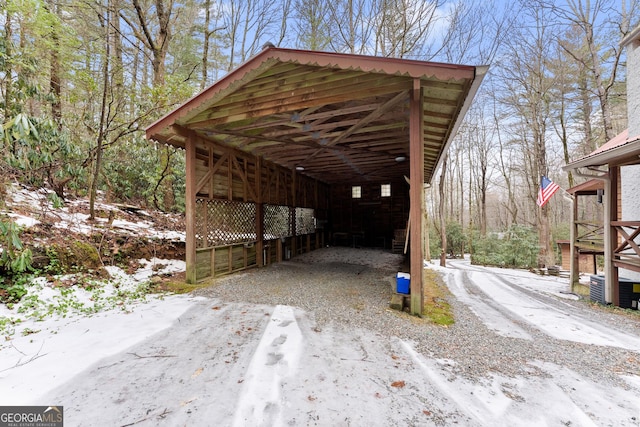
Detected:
left=180, top=397, right=197, bottom=406
left=391, top=380, right=405, bottom=388
left=191, top=367, right=203, bottom=378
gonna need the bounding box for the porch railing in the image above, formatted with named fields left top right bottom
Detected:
left=611, top=220, right=640, bottom=273
left=575, top=220, right=604, bottom=252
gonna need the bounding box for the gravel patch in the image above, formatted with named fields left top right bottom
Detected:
left=195, top=247, right=640, bottom=387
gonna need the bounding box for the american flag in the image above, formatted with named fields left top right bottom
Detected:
left=536, top=176, right=560, bottom=207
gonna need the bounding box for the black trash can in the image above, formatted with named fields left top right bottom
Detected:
left=590, top=274, right=640, bottom=309
left=618, top=277, right=640, bottom=310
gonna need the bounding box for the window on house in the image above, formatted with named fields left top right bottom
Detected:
left=352, top=186, right=361, bottom=198
left=381, top=184, right=391, bottom=197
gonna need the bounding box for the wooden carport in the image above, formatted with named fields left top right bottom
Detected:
left=146, top=47, right=487, bottom=315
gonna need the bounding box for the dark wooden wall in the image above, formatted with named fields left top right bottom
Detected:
left=329, top=180, right=409, bottom=249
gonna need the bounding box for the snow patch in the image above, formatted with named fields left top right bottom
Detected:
left=0, top=294, right=200, bottom=405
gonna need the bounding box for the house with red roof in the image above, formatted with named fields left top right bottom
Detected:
left=564, top=24, right=640, bottom=308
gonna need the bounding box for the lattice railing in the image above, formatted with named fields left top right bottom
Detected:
left=296, top=207, right=315, bottom=235
left=264, top=204, right=292, bottom=239
left=195, top=198, right=256, bottom=248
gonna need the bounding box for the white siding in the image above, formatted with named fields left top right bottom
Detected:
left=620, top=165, right=640, bottom=281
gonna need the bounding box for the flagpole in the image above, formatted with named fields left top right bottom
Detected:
left=558, top=185, right=574, bottom=201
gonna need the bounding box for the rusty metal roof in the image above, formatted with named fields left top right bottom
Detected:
left=566, top=178, right=604, bottom=195
left=146, top=47, right=487, bottom=184
left=564, top=129, right=640, bottom=170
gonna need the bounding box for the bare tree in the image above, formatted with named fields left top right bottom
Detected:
left=536, top=0, right=637, bottom=143
left=373, top=0, right=441, bottom=58
left=223, top=0, right=283, bottom=70
left=499, top=3, right=558, bottom=266
left=200, top=0, right=226, bottom=89
left=89, top=0, right=112, bottom=220
left=438, top=153, right=448, bottom=266
left=119, top=0, right=178, bottom=86
left=294, top=0, right=330, bottom=50
left=326, top=0, right=374, bottom=54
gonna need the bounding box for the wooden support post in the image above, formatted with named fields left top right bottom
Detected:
left=277, top=239, right=283, bottom=262
left=256, top=203, right=264, bottom=266
left=409, top=80, right=424, bottom=316
left=291, top=170, right=297, bottom=258
left=211, top=248, right=216, bottom=277
left=569, top=193, right=579, bottom=291
left=256, top=156, right=264, bottom=267
left=185, top=135, right=197, bottom=284
left=604, top=168, right=616, bottom=304
left=607, top=167, right=620, bottom=305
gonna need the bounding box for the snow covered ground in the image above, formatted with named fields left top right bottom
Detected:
left=0, top=256, right=638, bottom=426
left=5, top=184, right=185, bottom=242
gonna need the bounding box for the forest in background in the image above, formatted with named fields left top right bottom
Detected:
left=1, top=0, right=639, bottom=269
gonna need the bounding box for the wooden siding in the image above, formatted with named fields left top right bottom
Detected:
left=329, top=180, right=409, bottom=249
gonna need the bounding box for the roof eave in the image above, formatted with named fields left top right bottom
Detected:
left=563, top=139, right=640, bottom=170
left=428, top=64, right=489, bottom=184
left=146, top=51, right=280, bottom=139
left=621, top=24, right=640, bottom=48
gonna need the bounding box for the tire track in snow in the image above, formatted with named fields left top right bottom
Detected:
left=446, top=259, right=640, bottom=351
left=442, top=263, right=532, bottom=340
left=400, top=340, right=602, bottom=427
left=232, top=305, right=303, bottom=427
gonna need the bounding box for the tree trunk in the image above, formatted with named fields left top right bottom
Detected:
left=90, top=3, right=111, bottom=220
left=111, top=0, right=124, bottom=95
left=439, top=154, right=448, bottom=267
left=535, top=133, right=553, bottom=268
left=578, top=67, right=595, bottom=154
left=201, top=0, right=211, bottom=90
left=131, top=0, right=172, bottom=86
left=3, top=8, right=12, bottom=120
left=41, top=0, right=63, bottom=128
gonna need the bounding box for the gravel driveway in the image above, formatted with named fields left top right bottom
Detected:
left=200, top=248, right=640, bottom=381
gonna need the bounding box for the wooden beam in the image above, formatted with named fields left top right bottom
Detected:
left=328, top=91, right=408, bottom=146
left=604, top=167, right=618, bottom=304
left=409, top=79, right=424, bottom=316
left=185, top=134, right=197, bottom=283
left=570, top=193, right=579, bottom=291
left=611, top=166, right=620, bottom=306
left=186, top=71, right=399, bottom=124
left=230, top=155, right=258, bottom=202
left=256, top=156, right=264, bottom=267
left=184, top=81, right=411, bottom=128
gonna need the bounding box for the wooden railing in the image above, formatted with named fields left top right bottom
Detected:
left=612, top=221, right=640, bottom=273
left=575, top=220, right=604, bottom=252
